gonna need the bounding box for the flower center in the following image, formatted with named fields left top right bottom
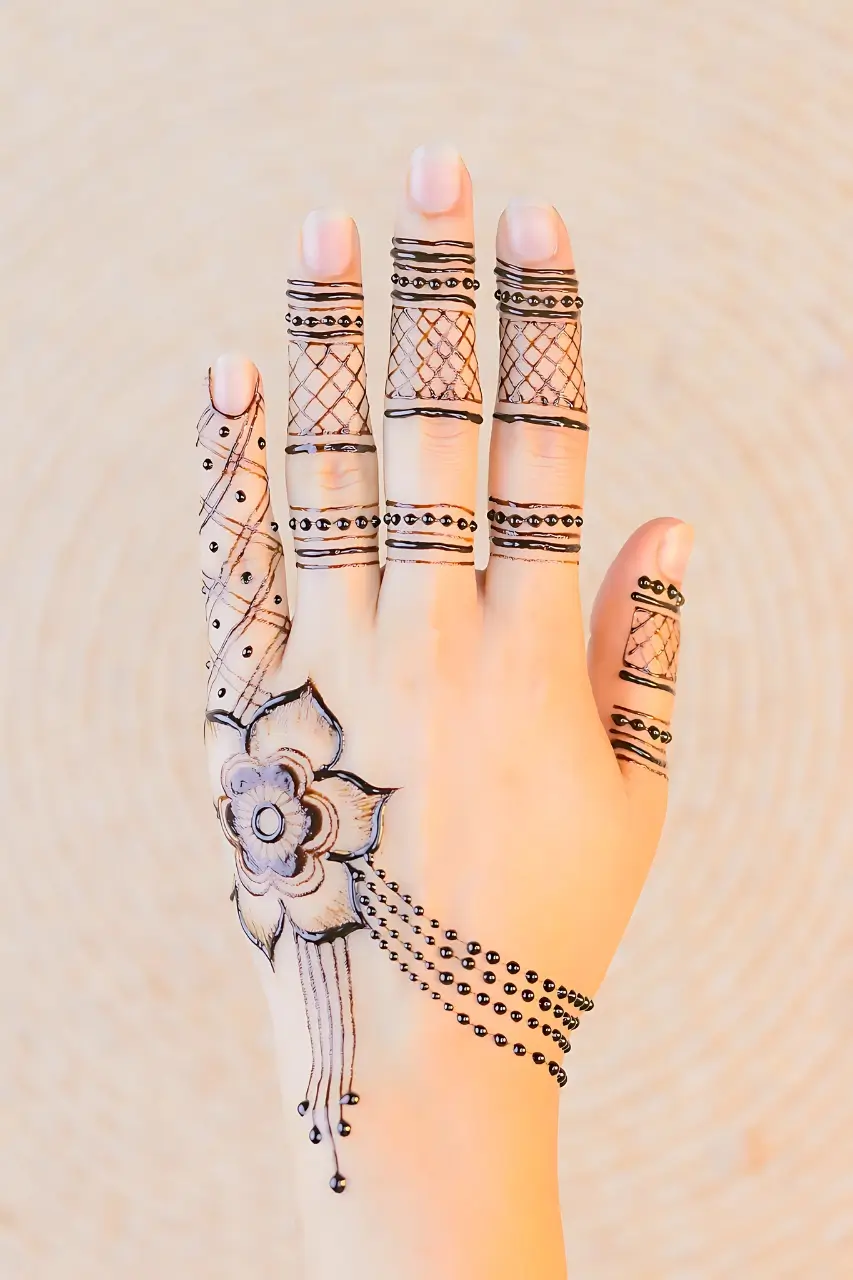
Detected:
left=251, top=803, right=286, bottom=843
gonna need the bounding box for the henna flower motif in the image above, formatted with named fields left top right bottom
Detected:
left=206, top=682, right=391, bottom=963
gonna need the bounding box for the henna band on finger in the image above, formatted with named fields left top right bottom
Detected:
left=620, top=575, right=684, bottom=695
left=609, top=704, right=672, bottom=779
left=287, top=278, right=374, bottom=450
left=488, top=496, right=583, bottom=563
left=385, top=237, right=483, bottom=410
left=289, top=502, right=381, bottom=570
left=494, top=259, right=587, bottom=430
left=383, top=501, right=476, bottom=566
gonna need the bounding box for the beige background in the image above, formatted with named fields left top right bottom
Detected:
left=2, top=1, right=852, bottom=1276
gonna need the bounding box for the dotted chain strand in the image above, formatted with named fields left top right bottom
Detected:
left=354, top=860, right=593, bottom=1086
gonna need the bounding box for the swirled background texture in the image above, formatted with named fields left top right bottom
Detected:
left=1, top=1, right=851, bottom=1276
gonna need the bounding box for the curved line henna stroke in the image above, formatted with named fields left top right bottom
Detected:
left=207, top=680, right=592, bottom=1194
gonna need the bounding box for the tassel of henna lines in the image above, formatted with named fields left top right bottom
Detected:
left=294, top=932, right=352, bottom=1193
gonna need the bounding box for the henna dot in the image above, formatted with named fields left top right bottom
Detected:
left=420, top=983, right=430, bottom=991
left=557, top=986, right=568, bottom=1000
left=539, top=997, right=552, bottom=1011
left=288, top=518, right=297, bottom=530
left=543, top=979, right=556, bottom=993
left=212, top=619, right=220, bottom=629
left=553, top=1005, right=564, bottom=1019
left=337, top=1120, right=352, bottom=1137
left=297, top=1101, right=309, bottom=1116
left=258, top=437, right=266, bottom=449
left=447, top=278, right=458, bottom=287
left=309, top=1127, right=322, bottom=1144
left=483, top=971, right=497, bottom=985
left=513, top=1043, right=526, bottom=1056
left=521, top=989, right=534, bottom=1002
left=661, top=731, right=672, bottom=744
left=486, top=951, right=500, bottom=965
left=561, top=296, right=573, bottom=307
left=476, top=993, right=490, bottom=1006
left=431, top=992, right=440, bottom=999
left=423, top=513, right=436, bottom=526
left=241, top=571, right=252, bottom=583
left=467, top=941, right=481, bottom=956
left=242, top=646, right=253, bottom=658
left=202, top=458, right=213, bottom=470
left=510, top=1010, right=523, bottom=1022
left=403, top=513, right=417, bottom=525
left=457, top=1013, right=470, bottom=1025
left=445, top=929, right=458, bottom=940
left=371, top=516, right=381, bottom=527
left=430, top=919, right=440, bottom=928
left=526, top=971, right=538, bottom=984
left=235, top=491, right=246, bottom=503
left=561, top=515, right=574, bottom=527
left=494, top=1033, right=508, bottom=1047
left=399, top=963, right=408, bottom=972
left=413, top=906, right=424, bottom=916
left=444, top=1001, right=453, bottom=1010
left=424, top=936, right=435, bottom=946
left=506, top=961, right=520, bottom=974
left=356, top=516, right=369, bottom=529
left=474, top=1025, right=487, bottom=1037
left=271, top=522, right=279, bottom=532
left=316, top=518, right=331, bottom=531
left=528, top=1017, right=540, bottom=1029
left=458, top=517, right=468, bottom=530
left=494, top=1002, right=507, bottom=1015
left=512, top=292, right=523, bottom=303
left=456, top=982, right=471, bottom=996
left=542, top=1023, right=552, bottom=1036
left=527, top=515, right=542, bottom=527
left=461, top=957, right=475, bottom=970
left=653, top=579, right=665, bottom=593
left=533, top=1053, right=546, bottom=1065
left=439, top=972, right=454, bottom=985
left=528, top=296, right=539, bottom=305
left=330, top=1173, right=346, bottom=1193
left=391, top=273, right=399, bottom=284
left=545, top=515, right=559, bottom=526
left=463, top=278, right=473, bottom=289
left=439, top=514, right=453, bottom=526
left=649, top=725, right=661, bottom=740
left=548, top=1062, right=561, bottom=1077
left=495, top=511, right=506, bottom=524
left=638, top=576, right=651, bottom=589
left=219, top=426, right=230, bottom=437
left=336, top=518, right=351, bottom=530
left=379, top=940, right=388, bottom=950
left=300, top=518, right=311, bottom=531
left=504, top=982, right=517, bottom=995
left=429, top=279, right=441, bottom=290
left=508, top=514, right=523, bottom=528
left=356, top=316, right=363, bottom=326
left=209, top=542, right=219, bottom=552
left=439, top=946, right=453, bottom=959
left=274, top=595, right=282, bottom=605
left=576, top=516, right=583, bottom=526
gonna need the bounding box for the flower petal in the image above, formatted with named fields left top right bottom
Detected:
left=284, top=857, right=362, bottom=942
left=205, top=712, right=247, bottom=795
left=246, top=682, right=342, bottom=773
left=308, top=770, right=392, bottom=859
left=232, top=882, right=286, bottom=966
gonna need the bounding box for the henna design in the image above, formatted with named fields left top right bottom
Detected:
left=197, top=375, right=289, bottom=717
left=488, top=496, right=583, bottom=563
left=207, top=681, right=592, bottom=1193
left=384, top=501, right=476, bottom=565
left=286, top=277, right=373, bottom=451
left=620, top=576, right=684, bottom=695
left=385, top=237, right=483, bottom=411
left=289, top=503, right=381, bottom=570
left=494, top=259, right=587, bottom=429
left=609, top=704, right=672, bottom=779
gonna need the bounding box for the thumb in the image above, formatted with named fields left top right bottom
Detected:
left=587, top=517, right=694, bottom=842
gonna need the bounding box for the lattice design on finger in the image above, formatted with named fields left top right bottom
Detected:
left=487, top=497, right=583, bottom=563
left=386, top=307, right=481, bottom=402
left=383, top=501, right=476, bottom=565
left=497, top=318, right=587, bottom=416
left=197, top=381, right=289, bottom=719
left=288, top=341, right=372, bottom=437
left=619, top=575, right=685, bottom=695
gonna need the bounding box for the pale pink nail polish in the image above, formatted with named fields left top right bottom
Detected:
left=301, top=209, right=355, bottom=278
left=408, top=143, right=463, bottom=214
left=505, top=199, right=559, bottom=263
left=657, top=522, right=695, bottom=584
left=211, top=353, right=257, bottom=417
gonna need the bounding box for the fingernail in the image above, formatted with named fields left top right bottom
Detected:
left=505, top=199, right=559, bottom=263
left=211, top=353, right=257, bottom=417
left=408, top=143, right=463, bottom=214
left=301, top=208, right=355, bottom=278
left=657, top=521, right=694, bottom=584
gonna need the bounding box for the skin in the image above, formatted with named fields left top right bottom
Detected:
left=197, top=143, right=693, bottom=1280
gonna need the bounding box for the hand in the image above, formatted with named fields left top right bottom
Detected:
left=196, top=143, right=693, bottom=1280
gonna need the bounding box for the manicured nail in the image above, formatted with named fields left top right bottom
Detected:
left=657, top=521, right=694, bottom=584
left=210, top=353, right=257, bottom=417
left=409, top=143, right=463, bottom=214
left=301, top=209, right=355, bottom=278
left=505, top=199, right=559, bottom=263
